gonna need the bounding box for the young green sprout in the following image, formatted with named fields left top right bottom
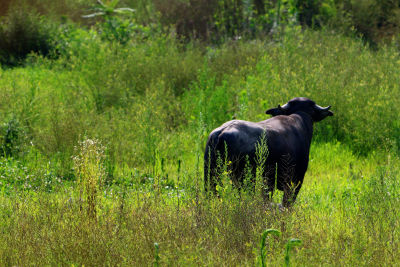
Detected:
left=284, top=238, right=302, bottom=267
left=154, top=242, right=160, bottom=267
left=260, top=229, right=281, bottom=267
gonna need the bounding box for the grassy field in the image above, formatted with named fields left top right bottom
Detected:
left=0, top=142, right=399, bottom=265
left=0, top=11, right=400, bottom=265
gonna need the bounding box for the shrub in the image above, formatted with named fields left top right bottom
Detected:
left=153, top=0, right=278, bottom=41
left=152, top=0, right=400, bottom=45
left=0, top=118, right=22, bottom=158
left=0, top=6, right=57, bottom=66
left=153, top=0, right=216, bottom=40
left=294, top=0, right=400, bottom=45
left=343, top=0, right=400, bottom=45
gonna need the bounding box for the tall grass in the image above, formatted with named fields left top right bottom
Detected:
left=73, top=138, right=105, bottom=219
left=0, top=144, right=399, bottom=265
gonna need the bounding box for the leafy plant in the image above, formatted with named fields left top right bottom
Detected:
left=83, top=0, right=137, bottom=44
left=82, top=0, right=135, bottom=19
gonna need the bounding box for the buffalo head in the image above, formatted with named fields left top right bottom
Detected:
left=265, top=97, right=333, bottom=122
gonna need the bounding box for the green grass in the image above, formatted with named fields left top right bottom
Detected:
left=0, top=25, right=400, bottom=265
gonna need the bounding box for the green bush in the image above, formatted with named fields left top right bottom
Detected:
left=0, top=6, right=58, bottom=66
left=151, top=0, right=400, bottom=44
left=293, top=0, right=400, bottom=45
left=153, top=0, right=216, bottom=40
left=0, top=118, right=23, bottom=158
left=153, top=0, right=277, bottom=41
left=343, top=0, right=400, bottom=45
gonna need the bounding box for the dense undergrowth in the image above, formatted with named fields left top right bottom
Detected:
left=0, top=0, right=400, bottom=265
left=1, top=28, right=399, bottom=176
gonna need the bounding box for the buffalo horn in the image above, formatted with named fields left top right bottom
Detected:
left=279, top=103, right=289, bottom=111
left=315, top=104, right=331, bottom=111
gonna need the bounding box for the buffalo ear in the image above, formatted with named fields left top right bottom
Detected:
left=265, top=106, right=285, bottom=116
left=319, top=110, right=334, bottom=120
left=314, top=105, right=334, bottom=122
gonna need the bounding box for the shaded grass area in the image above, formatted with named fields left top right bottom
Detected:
left=0, top=142, right=399, bottom=266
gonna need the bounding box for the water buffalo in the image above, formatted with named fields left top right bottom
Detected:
left=204, top=97, right=333, bottom=207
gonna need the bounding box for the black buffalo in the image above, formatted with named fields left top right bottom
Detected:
left=204, top=97, right=333, bottom=207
